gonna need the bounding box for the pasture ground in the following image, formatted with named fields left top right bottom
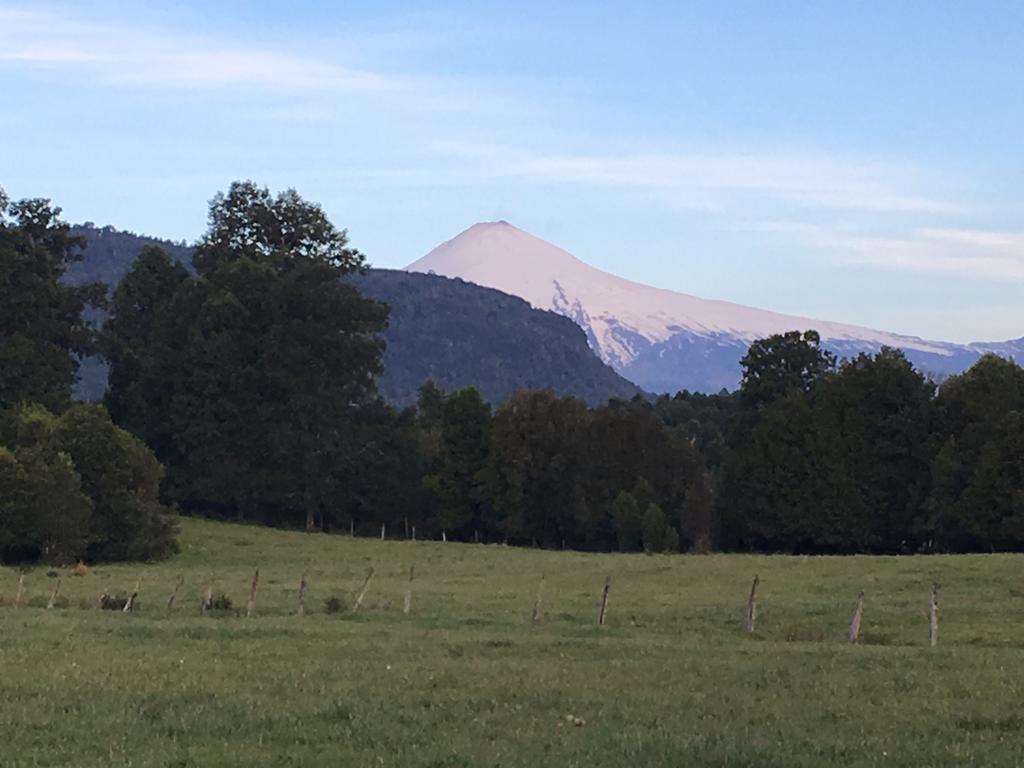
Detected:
left=1, top=518, right=1023, bottom=767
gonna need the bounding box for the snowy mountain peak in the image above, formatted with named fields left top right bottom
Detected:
left=407, top=223, right=1022, bottom=392
left=411, top=221, right=586, bottom=275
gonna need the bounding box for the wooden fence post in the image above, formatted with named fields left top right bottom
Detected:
left=46, top=579, right=61, bottom=609
left=201, top=577, right=213, bottom=614
left=352, top=568, right=375, bottom=612
left=297, top=572, right=308, bottom=616
left=848, top=591, right=865, bottom=643
left=167, top=576, right=183, bottom=609
left=123, top=580, right=141, bottom=612
left=532, top=574, right=545, bottom=623
left=598, top=575, right=611, bottom=626
left=929, top=583, right=939, bottom=647
left=442, top=530, right=447, bottom=543
left=246, top=568, right=260, bottom=618
left=403, top=565, right=414, bottom=615
left=411, top=526, right=416, bottom=541
left=744, top=575, right=760, bottom=633
left=14, top=574, right=24, bottom=608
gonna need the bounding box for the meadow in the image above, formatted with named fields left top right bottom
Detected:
left=1, top=517, right=1023, bottom=767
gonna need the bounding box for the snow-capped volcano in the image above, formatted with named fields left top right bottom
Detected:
left=407, top=221, right=1022, bottom=392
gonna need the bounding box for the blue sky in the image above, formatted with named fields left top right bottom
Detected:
left=2, top=1, right=1022, bottom=342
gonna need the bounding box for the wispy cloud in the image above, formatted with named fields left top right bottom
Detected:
left=0, top=8, right=404, bottom=92
left=433, top=142, right=961, bottom=215
left=748, top=220, right=1024, bottom=282
left=844, top=228, right=1024, bottom=282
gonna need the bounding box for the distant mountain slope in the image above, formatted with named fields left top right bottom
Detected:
left=68, top=226, right=640, bottom=406
left=351, top=270, right=642, bottom=405
left=70, top=224, right=194, bottom=283
left=408, top=221, right=1023, bottom=392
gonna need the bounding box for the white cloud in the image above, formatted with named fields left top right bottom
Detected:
left=0, top=8, right=404, bottom=92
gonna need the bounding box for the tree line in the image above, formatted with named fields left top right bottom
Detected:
left=1, top=181, right=1022, bottom=563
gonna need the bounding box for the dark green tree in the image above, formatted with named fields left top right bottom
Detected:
left=485, top=390, right=590, bottom=547
left=926, top=355, right=1024, bottom=550
left=0, top=402, right=176, bottom=563
left=425, top=387, right=492, bottom=539
left=609, top=490, right=642, bottom=551
left=814, top=348, right=935, bottom=551
left=0, top=189, right=105, bottom=410
left=104, top=245, right=191, bottom=457
left=739, top=330, right=836, bottom=411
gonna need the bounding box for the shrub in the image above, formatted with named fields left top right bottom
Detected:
left=324, top=595, right=344, bottom=614
left=0, top=403, right=178, bottom=565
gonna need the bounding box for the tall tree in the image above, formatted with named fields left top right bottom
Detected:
left=104, top=245, right=191, bottom=457
left=926, top=355, right=1024, bottom=551
left=485, top=390, right=590, bottom=547
left=738, top=330, right=836, bottom=411
left=425, top=387, right=492, bottom=539
left=814, top=348, right=935, bottom=551
left=0, top=189, right=105, bottom=410
left=104, top=181, right=387, bottom=530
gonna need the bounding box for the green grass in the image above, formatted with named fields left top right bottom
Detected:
left=2, top=518, right=1024, bottom=767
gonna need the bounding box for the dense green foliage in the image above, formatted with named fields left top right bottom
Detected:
left=0, top=403, right=177, bottom=563
left=5, top=182, right=1023, bottom=557
left=352, top=269, right=642, bottom=406
left=0, top=190, right=105, bottom=411
left=66, top=229, right=641, bottom=407
left=718, top=331, right=1024, bottom=553
left=105, top=182, right=388, bottom=532
left=3, top=517, right=1024, bottom=767
left=0, top=186, right=177, bottom=564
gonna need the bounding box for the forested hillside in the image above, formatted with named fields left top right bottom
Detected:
left=68, top=226, right=641, bottom=406
left=351, top=270, right=641, bottom=405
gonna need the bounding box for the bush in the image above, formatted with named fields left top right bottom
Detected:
left=0, top=403, right=178, bottom=564
left=641, top=503, right=679, bottom=553
left=206, top=593, right=234, bottom=612
left=99, top=594, right=130, bottom=610
left=324, top=595, right=344, bottom=614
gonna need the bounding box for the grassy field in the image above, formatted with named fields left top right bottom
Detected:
left=2, top=518, right=1024, bottom=767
